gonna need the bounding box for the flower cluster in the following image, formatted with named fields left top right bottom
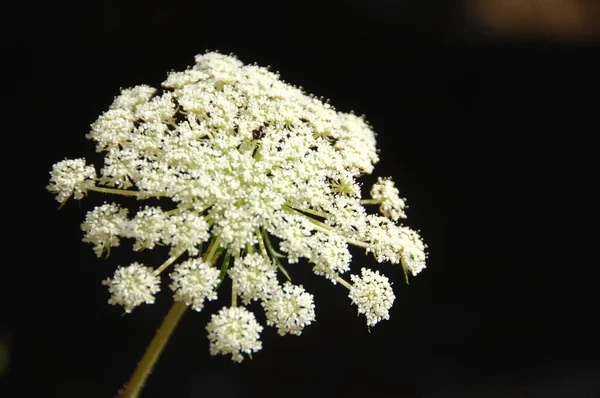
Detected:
left=349, top=268, right=395, bottom=327
left=102, top=262, right=160, bottom=313
left=47, top=52, right=427, bottom=362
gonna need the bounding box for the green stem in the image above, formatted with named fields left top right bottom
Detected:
left=118, top=302, right=187, bottom=398
left=118, top=238, right=222, bottom=398
left=261, top=229, right=286, bottom=258
left=89, top=186, right=163, bottom=198
left=154, top=250, right=185, bottom=274
left=360, top=199, right=381, bottom=205
left=284, top=203, right=329, bottom=218
left=204, top=237, right=222, bottom=264
left=217, top=251, right=231, bottom=288
left=231, top=285, right=238, bottom=307
left=282, top=205, right=372, bottom=249
left=335, top=275, right=353, bottom=290
left=260, top=229, right=292, bottom=281
left=255, top=227, right=269, bottom=259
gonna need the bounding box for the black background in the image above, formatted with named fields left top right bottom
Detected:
left=5, top=1, right=599, bottom=397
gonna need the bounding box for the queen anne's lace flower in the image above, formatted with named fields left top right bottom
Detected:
left=47, top=51, right=428, bottom=362
left=306, top=232, right=352, bottom=282
left=262, top=282, right=316, bottom=336
left=349, top=268, right=395, bottom=326
left=169, top=259, right=220, bottom=311
left=81, top=203, right=129, bottom=257
left=126, top=206, right=168, bottom=251
left=228, top=253, right=279, bottom=304
left=110, top=85, right=157, bottom=110
left=162, top=212, right=210, bottom=256
left=398, top=228, right=427, bottom=276
left=370, top=177, right=407, bottom=221
left=206, top=306, right=263, bottom=363
left=102, top=262, right=161, bottom=313
left=47, top=158, right=96, bottom=203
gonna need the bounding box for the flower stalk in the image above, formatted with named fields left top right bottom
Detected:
left=118, top=302, right=187, bottom=398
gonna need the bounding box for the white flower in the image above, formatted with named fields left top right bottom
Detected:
left=126, top=206, right=168, bottom=251
left=48, top=51, right=428, bottom=362
left=324, top=196, right=368, bottom=240
left=87, top=108, right=136, bottom=152
left=99, top=148, right=142, bottom=188
left=364, top=215, right=426, bottom=274
left=349, top=268, right=395, bottom=327
left=206, top=306, right=263, bottom=363
left=228, top=253, right=279, bottom=304
left=262, top=281, right=316, bottom=336
left=47, top=158, right=96, bottom=203
left=81, top=203, right=128, bottom=257
left=398, top=228, right=427, bottom=276
left=306, top=232, right=352, bottom=283
left=162, top=211, right=210, bottom=256
left=365, top=215, right=404, bottom=264
left=271, top=212, right=314, bottom=263
left=370, top=177, right=407, bottom=221
left=102, top=262, right=161, bottom=313
left=110, top=85, right=156, bottom=110
left=335, top=112, right=379, bottom=175
left=169, top=259, right=220, bottom=311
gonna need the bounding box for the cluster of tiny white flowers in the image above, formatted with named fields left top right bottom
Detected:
left=229, top=253, right=279, bottom=304
left=370, top=177, right=407, bottom=221
left=398, top=228, right=428, bottom=276
left=306, top=232, right=351, bottom=283
left=161, top=212, right=210, bottom=256
left=47, top=52, right=427, bottom=362
left=102, top=262, right=161, bottom=313
left=263, top=281, right=316, bottom=336
left=169, top=259, right=220, bottom=311
left=349, top=268, right=395, bottom=326
left=81, top=202, right=129, bottom=257
left=365, top=215, right=427, bottom=276
left=47, top=158, right=96, bottom=203
left=126, top=206, right=168, bottom=251
left=206, top=306, right=263, bottom=363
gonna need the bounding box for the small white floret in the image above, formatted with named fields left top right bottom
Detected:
left=206, top=306, right=263, bottom=363
left=81, top=202, right=129, bottom=257
left=109, top=85, right=156, bottom=110
left=370, top=177, right=407, bottom=221
left=262, top=281, right=316, bottom=336
left=102, top=262, right=160, bottom=313
left=349, top=268, right=395, bottom=327
left=228, top=253, right=278, bottom=304
left=126, top=206, right=168, bottom=251
left=169, top=258, right=220, bottom=311
left=398, top=228, right=427, bottom=276
left=47, top=158, right=96, bottom=203
left=162, top=212, right=210, bottom=256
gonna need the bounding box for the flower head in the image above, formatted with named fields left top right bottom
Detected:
left=370, top=177, right=407, bottom=221
left=398, top=228, right=427, bottom=276
left=262, top=281, right=316, bottom=336
left=206, top=306, right=263, bottom=363
left=349, top=268, right=395, bottom=326
left=228, top=253, right=279, bottom=304
left=125, top=206, right=168, bottom=251
left=47, top=158, right=96, bottom=203
left=102, top=262, right=161, bottom=313
left=161, top=211, right=210, bottom=256
left=306, top=232, right=352, bottom=283
left=169, top=259, right=220, bottom=311
left=48, top=51, right=428, bottom=363
left=81, top=202, right=128, bottom=257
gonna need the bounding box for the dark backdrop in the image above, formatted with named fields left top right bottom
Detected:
left=5, top=1, right=599, bottom=397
